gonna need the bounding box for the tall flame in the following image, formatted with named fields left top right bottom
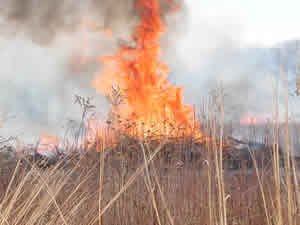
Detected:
left=92, top=0, right=202, bottom=138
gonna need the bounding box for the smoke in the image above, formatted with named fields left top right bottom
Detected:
left=0, top=0, right=297, bottom=143
left=171, top=10, right=298, bottom=123
left=0, top=0, right=186, bottom=45
left=0, top=0, right=188, bottom=142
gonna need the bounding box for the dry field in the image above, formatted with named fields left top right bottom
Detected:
left=1, top=129, right=300, bottom=225
left=0, top=0, right=299, bottom=224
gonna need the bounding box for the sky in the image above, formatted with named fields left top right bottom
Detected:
left=186, top=0, right=300, bottom=46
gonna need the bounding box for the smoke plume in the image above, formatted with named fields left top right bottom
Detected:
left=0, top=0, right=186, bottom=45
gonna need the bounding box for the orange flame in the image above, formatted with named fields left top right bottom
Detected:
left=240, top=115, right=268, bottom=125
left=38, top=133, right=59, bottom=153
left=92, top=0, right=204, bottom=139
left=85, top=119, right=118, bottom=151
left=103, top=28, right=113, bottom=38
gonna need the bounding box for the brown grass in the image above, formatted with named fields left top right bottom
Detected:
left=0, top=120, right=300, bottom=225
left=1, top=80, right=300, bottom=225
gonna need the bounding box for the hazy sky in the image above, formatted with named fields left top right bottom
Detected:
left=186, top=0, right=300, bottom=46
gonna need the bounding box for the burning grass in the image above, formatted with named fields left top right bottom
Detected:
left=1, top=0, right=300, bottom=224
left=90, top=0, right=204, bottom=141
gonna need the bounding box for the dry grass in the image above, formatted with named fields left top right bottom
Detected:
left=0, top=122, right=300, bottom=225
left=1, top=80, right=300, bottom=225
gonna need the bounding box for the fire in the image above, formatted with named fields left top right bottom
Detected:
left=103, top=28, right=113, bottom=38
left=240, top=115, right=267, bottom=126
left=38, top=133, right=59, bottom=154
left=92, top=0, right=204, bottom=139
